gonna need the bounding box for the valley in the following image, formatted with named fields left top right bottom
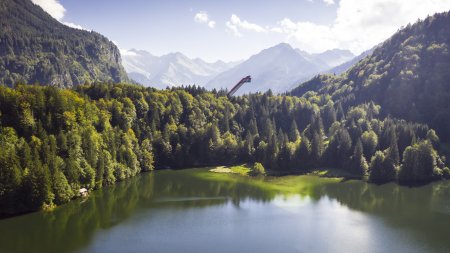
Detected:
left=1, top=1, right=450, bottom=252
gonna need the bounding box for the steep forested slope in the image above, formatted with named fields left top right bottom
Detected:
left=0, top=0, right=129, bottom=87
left=291, top=11, right=450, bottom=140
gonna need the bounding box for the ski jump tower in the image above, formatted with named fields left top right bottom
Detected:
left=227, top=76, right=251, bottom=97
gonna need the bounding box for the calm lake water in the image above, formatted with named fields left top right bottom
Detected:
left=0, top=168, right=449, bottom=253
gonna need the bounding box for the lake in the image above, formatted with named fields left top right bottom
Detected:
left=0, top=168, right=449, bottom=253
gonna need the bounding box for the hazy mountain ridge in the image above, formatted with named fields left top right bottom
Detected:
left=313, top=49, right=356, bottom=68
left=205, top=43, right=354, bottom=94
left=325, top=48, right=376, bottom=75
left=122, top=49, right=240, bottom=89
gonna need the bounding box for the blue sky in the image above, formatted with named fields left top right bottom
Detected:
left=33, top=0, right=450, bottom=62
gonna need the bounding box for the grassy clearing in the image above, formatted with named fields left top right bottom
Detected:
left=198, top=166, right=344, bottom=197
left=209, top=164, right=251, bottom=176
left=209, top=163, right=357, bottom=179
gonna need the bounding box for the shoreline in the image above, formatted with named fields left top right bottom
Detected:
left=1, top=164, right=445, bottom=220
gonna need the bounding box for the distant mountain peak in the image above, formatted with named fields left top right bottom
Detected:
left=262, top=43, right=296, bottom=54
left=204, top=42, right=359, bottom=95
left=165, top=52, right=184, bottom=58
left=273, top=42, right=294, bottom=49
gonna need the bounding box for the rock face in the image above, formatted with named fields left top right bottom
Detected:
left=0, top=0, right=129, bottom=87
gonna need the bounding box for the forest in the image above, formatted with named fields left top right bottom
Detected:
left=0, top=83, right=449, bottom=216
left=290, top=11, right=450, bottom=141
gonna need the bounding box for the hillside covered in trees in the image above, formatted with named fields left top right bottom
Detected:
left=291, top=10, right=450, bottom=142
left=0, top=0, right=129, bottom=87
left=1, top=83, right=449, bottom=216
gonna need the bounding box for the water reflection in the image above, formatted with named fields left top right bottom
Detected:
left=0, top=169, right=449, bottom=253
left=321, top=180, right=450, bottom=252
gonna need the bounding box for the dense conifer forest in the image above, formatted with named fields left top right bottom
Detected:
left=291, top=11, right=450, bottom=141
left=0, top=83, right=448, bottom=216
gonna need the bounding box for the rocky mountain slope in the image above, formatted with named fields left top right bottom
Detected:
left=0, top=0, right=129, bottom=87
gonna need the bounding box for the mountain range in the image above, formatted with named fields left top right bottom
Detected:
left=121, top=49, right=240, bottom=89
left=122, top=43, right=354, bottom=94
left=205, top=44, right=354, bottom=94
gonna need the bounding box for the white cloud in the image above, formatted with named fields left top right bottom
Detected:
left=208, top=21, right=216, bottom=28
left=274, top=0, right=450, bottom=54
left=31, top=0, right=66, bottom=21
left=323, top=0, right=335, bottom=5
left=226, top=14, right=267, bottom=37
left=194, top=11, right=216, bottom=29
left=270, top=27, right=283, bottom=33
left=63, top=22, right=88, bottom=31
left=32, top=0, right=88, bottom=30
left=112, top=41, right=136, bottom=56
left=278, top=18, right=337, bottom=52
left=120, top=49, right=138, bottom=57
left=194, top=12, right=209, bottom=23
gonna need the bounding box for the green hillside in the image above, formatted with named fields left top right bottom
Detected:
left=291, top=11, right=450, bottom=140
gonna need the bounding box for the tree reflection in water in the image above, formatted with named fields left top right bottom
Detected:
left=0, top=168, right=449, bottom=253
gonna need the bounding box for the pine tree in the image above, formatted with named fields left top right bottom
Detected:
left=323, top=101, right=337, bottom=131
left=368, top=151, right=386, bottom=183
left=311, top=132, right=324, bottom=165
left=352, top=139, right=368, bottom=176
left=140, top=139, right=154, bottom=172
left=387, top=131, right=400, bottom=165
left=289, top=119, right=300, bottom=142
left=267, top=134, right=279, bottom=170
left=222, top=104, right=230, bottom=132
left=295, top=134, right=311, bottom=169
left=262, top=118, right=274, bottom=141
left=244, top=132, right=255, bottom=160
left=249, top=116, right=259, bottom=137
left=336, top=102, right=345, bottom=121
left=278, top=136, right=292, bottom=170
left=336, top=128, right=352, bottom=168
